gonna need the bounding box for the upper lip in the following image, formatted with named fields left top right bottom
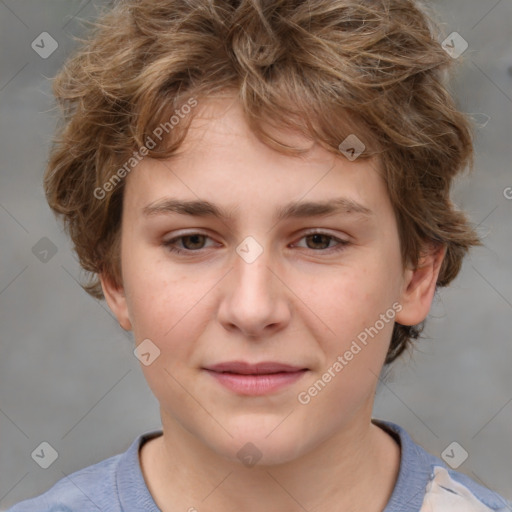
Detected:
left=204, top=361, right=307, bottom=375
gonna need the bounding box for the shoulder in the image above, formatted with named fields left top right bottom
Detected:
left=6, top=454, right=122, bottom=512
left=6, top=429, right=163, bottom=512
left=375, top=419, right=511, bottom=512
left=422, top=465, right=511, bottom=511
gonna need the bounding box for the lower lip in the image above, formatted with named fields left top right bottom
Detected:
left=204, top=369, right=308, bottom=395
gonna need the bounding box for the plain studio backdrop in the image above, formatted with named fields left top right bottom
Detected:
left=0, top=0, right=511, bottom=508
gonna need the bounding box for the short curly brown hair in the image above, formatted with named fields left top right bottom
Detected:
left=45, top=0, right=480, bottom=364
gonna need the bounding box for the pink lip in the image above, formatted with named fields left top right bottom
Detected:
left=203, top=361, right=308, bottom=395
left=205, top=361, right=306, bottom=374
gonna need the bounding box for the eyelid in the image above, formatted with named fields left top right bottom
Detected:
left=291, top=229, right=350, bottom=250
left=298, top=228, right=349, bottom=240
left=163, top=228, right=348, bottom=244
left=162, top=229, right=212, bottom=241
left=162, top=230, right=219, bottom=249
left=162, top=228, right=350, bottom=255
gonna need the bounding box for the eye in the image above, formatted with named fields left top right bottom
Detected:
left=162, top=230, right=350, bottom=256
left=293, top=231, right=350, bottom=252
left=162, top=233, right=217, bottom=255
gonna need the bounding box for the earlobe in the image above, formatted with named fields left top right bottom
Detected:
left=100, top=273, right=132, bottom=331
left=395, top=244, right=446, bottom=327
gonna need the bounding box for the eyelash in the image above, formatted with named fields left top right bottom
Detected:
left=162, top=230, right=350, bottom=256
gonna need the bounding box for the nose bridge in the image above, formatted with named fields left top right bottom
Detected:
left=217, top=235, right=290, bottom=337
left=235, top=240, right=274, bottom=295
left=232, top=235, right=277, bottom=307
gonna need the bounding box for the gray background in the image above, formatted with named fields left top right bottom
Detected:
left=0, top=0, right=511, bottom=508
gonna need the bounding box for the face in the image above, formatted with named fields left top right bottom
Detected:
left=103, top=97, right=441, bottom=466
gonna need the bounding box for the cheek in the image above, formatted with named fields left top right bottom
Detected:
left=304, top=262, right=398, bottom=336
left=297, top=257, right=401, bottom=393
left=122, top=248, right=213, bottom=345
left=122, top=259, right=215, bottom=404
left=297, top=270, right=397, bottom=416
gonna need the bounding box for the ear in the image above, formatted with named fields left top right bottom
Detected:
left=100, top=273, right=132, bottom=331
left=394, top=243, right=446, bottom=326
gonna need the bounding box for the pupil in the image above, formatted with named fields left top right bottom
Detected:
left=184, top=235, right=204, bottom=249
left=309, top=234, right=329, bottom=249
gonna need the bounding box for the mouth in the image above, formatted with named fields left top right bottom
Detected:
left=204, top=361, right=308, bottom=374
left=202, top=361, right=309, bottom=395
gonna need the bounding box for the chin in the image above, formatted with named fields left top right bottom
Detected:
left=207, top=421, right=309, bottom=467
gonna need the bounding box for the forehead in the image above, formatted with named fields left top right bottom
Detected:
left=123, top=97, right=390, bottom=219
left=169, top=96, right=320, bottom=163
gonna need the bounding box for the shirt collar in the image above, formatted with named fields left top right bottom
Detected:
left=115, top=420, right=439, bottom=512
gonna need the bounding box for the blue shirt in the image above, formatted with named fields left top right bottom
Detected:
left=7, top=420, right=511, bottom=511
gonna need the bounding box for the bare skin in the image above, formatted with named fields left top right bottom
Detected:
left=102, top=96, right=445, bottom=511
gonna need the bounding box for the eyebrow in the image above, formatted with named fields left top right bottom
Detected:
left=142, top=197, right=373, bottom=222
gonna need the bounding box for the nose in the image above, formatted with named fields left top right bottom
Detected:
left=216, top=241, right=291, bottom=339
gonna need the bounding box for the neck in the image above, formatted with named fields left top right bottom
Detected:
left=140, top=412, right=400, bottom=512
